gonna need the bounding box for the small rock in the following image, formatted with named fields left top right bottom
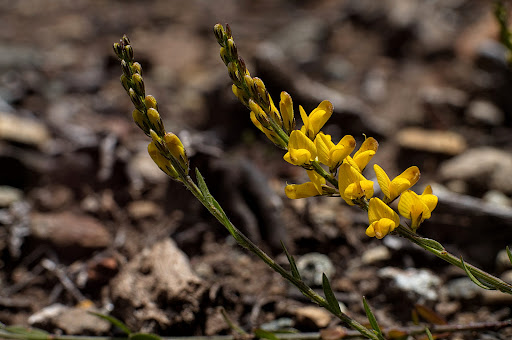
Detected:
left=397, top=127, right=467, bottom=155
left=446, top=277, right=481, bottom=300
left=129, top=149, right=167, bottom=184
left=465, top=100, right=504, bottom=126
left=110, top=239, right=205, bottom=331
left=29, top=304, right=110, bottom=335
left=30, top=212, right=111, bottom=249
left=420, top=86, right=468, bottom=112
left=0, top=112, right=51, bottom=149
left=361, top=245, right=392, bottom=265
left=296, top=253, right=335, bottom=287
left=127, top=200, right=162, bottom=220
left=378, top=267, right=441, bottom=301
left=481, top=289, right=512, bottom=305
left=483, top=190, right=512, bottom=208
left=502, top=270, right=512, bottom=283
left=0, top=186, right=23, bottom=207
left=30, top=185, right=74, bottom=211
left=295, top=306, right=332, bottom=329
left=260, top=318, right=295, bottom=331
left=439, top=147, right=512, bottom=194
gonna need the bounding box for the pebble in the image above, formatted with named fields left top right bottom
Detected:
left=361, top=245, right=392, bottom=265
left=465, top=100, right=504, bottom=126
left=439, top=147, right=512, bottom=194
left=296, top=252, right=335, bottom=287
left=29, top=303, right=110, bottom=335
left=0, top=112, right=51, bottom=149
left=378, top=267, right=441, bottom=301
left=127, top=200, right=162, bottom=220
left=446, top=277, right=482, bottom=300
left=295, top=306, right=332, bottom=328
left=396, top=127, right=467, bottom=155
left=0, top=185, right=23, bottom=207
left=483, top=190, right=512, bottom=208
left=30, top=212, right=111, bottom=249
left=496, top=249, right=512, bottom=271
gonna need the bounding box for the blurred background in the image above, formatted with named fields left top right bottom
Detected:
left=1, top=0, right=512, bottom=338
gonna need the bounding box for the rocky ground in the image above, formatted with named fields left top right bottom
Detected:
left=1, top=0, right=512, bottom=339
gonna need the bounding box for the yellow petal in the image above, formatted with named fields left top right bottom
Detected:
left=307, top=170, right=325, bottom=194
left=370, top=218, right=396, bottom=239
left=308, top=100, right=333, bottom=138
left=285, top=148, right=312, bottom=166
left=368, top=197, right=400, bottom=226
left=285, top=182, right=320, bottom=199
left=374, top=164, right=391, bottom=199
left=329, top=135, right=356, bottom=169
left=338, top=163, right=374, bottom=205
left=279, top=91, right=295, bottom=133
left=353, top=137, right=378, bottom=172
left=289, top=130, right=317, bottom=158
left=314, top=132, right=334, bottom=165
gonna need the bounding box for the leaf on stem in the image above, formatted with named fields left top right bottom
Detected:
left=281, top=241, right=301, bottom=280
left=130, top=333, right=162, bottom=340
left=425, top=327, right=434, bottom=340
left=418, top=237, right=444, bottom=252
left=254, top=329, right=280, bottom=340
left=195, top=168, right=213, bottom=203
left=460, top=257, right=494, bottom=290
left=362, top=297, right=384, bottom=339
left=414, top=304, right=446, bottom=325
left=507, top=246, right=512, bottom=265
left=322, top=273, right=341, bottom=315
left=88, top=312, right=132, bottom=335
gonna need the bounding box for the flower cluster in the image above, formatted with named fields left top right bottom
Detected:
left=113, top=36, right=189, bottom=182
left=214, top=24, right=438, bottom=238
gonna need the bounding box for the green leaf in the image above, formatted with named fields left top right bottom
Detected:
left=195, top=168, right=213, bottom=203
left=362, top=297, right=384, bottom=339
left=281, top=241, right=301, bottom=280
left=88, top=312, right=132, bottom=335
left=507, top=246, right=512, bottom=265
left=130, top=333, right=162, bottom=340
left=4, top=326, right=49, bottom=338
left=254, top=328, right=280, bottom=340
left=460, top=257, right=494, bottom=290
left=425, top=327, right=434, bottom=340
left=322, top=274, right=341, bottom=315
left=419, top=237, right=445, bottom=252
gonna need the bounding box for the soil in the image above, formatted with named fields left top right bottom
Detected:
left=1, top=1, right=512, bottom=339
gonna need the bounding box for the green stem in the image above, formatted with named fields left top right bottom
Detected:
left=311, top=161, right=338, bottom=188
left=395, top=225, right=512, bottom=294
left=181, top=172, right=379, bottom=340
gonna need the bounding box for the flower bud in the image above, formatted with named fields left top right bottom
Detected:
left=124, top=45, right=134, bottom=61
left=213, top=24, right=225, bottom=46
left=279, top=91, right=295, bottom=134
left=113, top=42, right=124, bottom=59
left=120, top=74, right=131, bottom=92
left=164, top=132, right=189, bottom=173
left=145, top=95, right=158, bottom=111
left=128, top=88, right=144, bottom=110
left=132, top=73, right=145, bottom=97
left=121, top=59, right=132, bottom=78
left=131, top=62, right=142, bottom=75
left=147, top=108, right=164, bottom=136
left=148, top=141, right=179, bottom=180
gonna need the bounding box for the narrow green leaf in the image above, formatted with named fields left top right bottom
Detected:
left=130, top=333, right=162, bottom=340
left=425, top=327, right=434, bottom=340
left=4, top=326, right=49, bottom=337
left=281, top=241, right=301, bottom=280
left=88, top=312, right=132, bottom=335
left=322, top=274, right=341, bottom=315
left=362, top=297, right=384, bottom=339
left=419, top=237, right=445, bottom=252
left=254, top=328, right=280, bottom=340
left=460, top=257, right=494, bottom=290
left=506, top=246, right=512, bottom=265
left=195, top=168, right=213, bottom=203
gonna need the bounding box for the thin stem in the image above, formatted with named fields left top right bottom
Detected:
left=311, top=161, right=338, bottom=188
left=395, top=225, right=512, bottom=294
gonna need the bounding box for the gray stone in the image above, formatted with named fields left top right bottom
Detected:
left=296, top=252, right=335, bottom=287
left=378, top=267, right=441, bottom=301
left=0, top=186, right=23, bottom=207
left=466, top=100, right=504, bottom=126
left=446, top=277, right=481, bottom=300
left=439, top=147, right=512, bottom=194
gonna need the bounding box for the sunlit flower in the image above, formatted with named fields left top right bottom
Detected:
left=345, top=137, right=379, bottom=173
left=279, top=91, right=295, bottom=134
left=366, top=197, right=400, bottom=239
left=374, top=165, right=420, bottom=203
left=315, top=133, right=356, bottom=172
left=398, top=185, right=438, bottom=232
left=338, top=163, right=374, bottom=205
left=148, top=141, right=179, bottom=179
left=284, top=130, right=317, bottom=166
left=285, top=171, right=326, bottom=199
left=299, top=100, right=333, bottom=139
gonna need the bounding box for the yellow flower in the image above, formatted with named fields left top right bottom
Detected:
left=398, top=185, right=438, bottom=232
left=284, top=130, right=317, bottom=166
left=299, top=100, right=333, bottom=139
left=148, top=141, right=179, bottom=179
left=285, top=171, right=325, bottom=199
left=279, top=91, right=295, bottom=134
left=163, top=132, right=189, bottom=172
left=366, top=197, right=400, bottom=239
left=338, top=162, right=374, bottom=205
left=374, top=164, right=420, bottom=203
left=345, top=137, right=379, bottom=172
left=315, top=133, right=356, bottom=172
left=250, top=111, right=281, bottom=145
